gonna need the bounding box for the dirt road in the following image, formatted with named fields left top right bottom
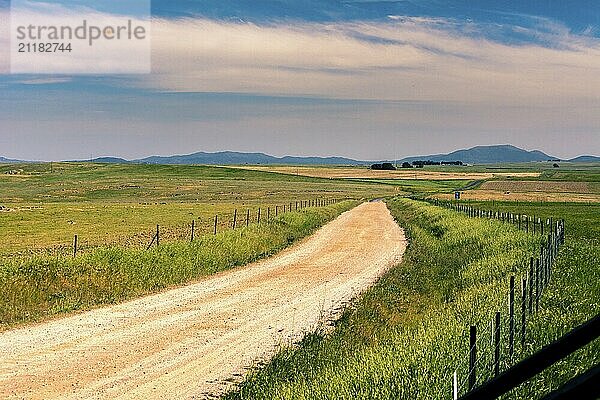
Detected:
left=0, top=202, right=407, bottom=400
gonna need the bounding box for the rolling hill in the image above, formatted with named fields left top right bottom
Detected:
left=399, top=145, right=557, bottom=164
left=134, top=151, right=362, bottom=165
left=89, top=157, right=129, bottom=163
left=568, top=155, right=600, bottom=163
left=2, top=145, right=598, bottom=165
left=0, top=156, right=26, bottom=163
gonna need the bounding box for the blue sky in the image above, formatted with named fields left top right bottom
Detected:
left=0, top=0, right=599, bottom=160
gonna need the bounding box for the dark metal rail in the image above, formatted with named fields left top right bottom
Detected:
left=458, top=314, right=600, bottom=400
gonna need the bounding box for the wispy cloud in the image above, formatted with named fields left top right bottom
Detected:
left=146, top=16, right=600, bottom=107
left=1, top=9, right=598, bottom=160
left=16, top=77, right=73, bottom=85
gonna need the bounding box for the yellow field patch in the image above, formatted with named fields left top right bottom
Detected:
left=231, top=166, right=541, bottom=181
left=434, top=190, right=600, bottom=203
left=480, top=180, right=599, bottom=194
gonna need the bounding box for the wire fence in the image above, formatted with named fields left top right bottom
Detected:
left=142, top=198, right=345, bottom=252
left=429, top=200, right=566, bottom=399
left=431, top=199, right=563, bottom=237
left=11, top=198, right=348, bottom=260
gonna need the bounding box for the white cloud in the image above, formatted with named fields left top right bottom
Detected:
left=16, top=77, right=72, bottom=84
left=146, top=16, right=600, bottom=107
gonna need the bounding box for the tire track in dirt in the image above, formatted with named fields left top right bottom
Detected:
left=0, top=201, right=407, bottom=399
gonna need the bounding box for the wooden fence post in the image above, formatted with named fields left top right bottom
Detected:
left=73, top=234, right=78, bottom=257
left=257, top=208, right=261, bottom=224
left=246, top=209, right=250, bottom=227
left=191, top=220, right=195, bottom=242
left=233, top=209, right=237, bottom=229
left=528, top=258, right=534, bottom=314
left=559, top=219, right=565, bottom=245
left=545, top=239, right=550, bottom=288
left=535, top=258, right=540, bottom=312
left=156, top=224, right=160, bottom=247
left=521, top=278, right=527, bottom=349
left=214, top=215, right=218, bottom=235
left=494, top=312, right=501, bottom=377
left=546, top=243, right=550, bottom=285
left=469, top=325, right=477, bottom=390
left=549, top=235, right=554, bottom=280
left=540, top=246, right=545, bottom=291
left=550, top=233, right=555, bottom=263
left=453, top=370, right=458, bottom=400
left=509, top=276, right=515, bottom=358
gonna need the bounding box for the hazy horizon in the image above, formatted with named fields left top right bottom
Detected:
left=2, top=143, right=598, bottom=163
left=1, top=0, right=599, bottom=160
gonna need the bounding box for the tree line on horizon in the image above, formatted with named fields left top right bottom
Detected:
left=371, top=160, right=464, bottom=170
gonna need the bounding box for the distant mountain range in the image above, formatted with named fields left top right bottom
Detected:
left=134, top=151, right=362, bottom=165
left=1, top=145, right=599, bottom=165
left=0, top=156, right=27, bottom=163
left=89, top=157, right=129, bottom=163
left=398, top=145, right=561, bottom=164
left=568, top=155, right=600, bottom=163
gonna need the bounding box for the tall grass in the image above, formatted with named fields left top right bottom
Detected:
left=451, top=200, right=600, bottom=398
left=0, top=201, right=357, bottom=329
left=226, top=198, right=598, bottom=399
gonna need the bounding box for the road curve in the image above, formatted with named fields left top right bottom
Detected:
left=0, top=201, right=407, bottom=399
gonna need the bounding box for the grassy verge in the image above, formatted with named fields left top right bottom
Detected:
left=225, top=198, right=598, bottom=399
left=0, top=201, right=357, bottom=329
left=455, top=200, right=600, bottom=398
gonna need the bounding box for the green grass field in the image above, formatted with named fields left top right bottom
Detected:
left=0, top=200, right=358, bottom=329
left=418, top=162, right=600, bottom=179
left=0, top=162, right=397, bottom=328
left=0, top=163, right=397, bottom=255
left=348, top=178, right=469, bottom=196
left=1, top=161, right=598, bottom=398
left=225, top=198, right=599, bottom=399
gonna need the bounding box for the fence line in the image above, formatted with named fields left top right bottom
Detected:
left=430, top=199, right=566, bottom=399
left=430, top=199, right=565, bottom=241
left=61, top=198, right=346, bottom=257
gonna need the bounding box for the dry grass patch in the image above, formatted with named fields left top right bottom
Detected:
left=434, top=190, right=600, bottom=203
left=231, top=166, right=541, bottom=181
left=480, top=180, right=599, bottom=194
